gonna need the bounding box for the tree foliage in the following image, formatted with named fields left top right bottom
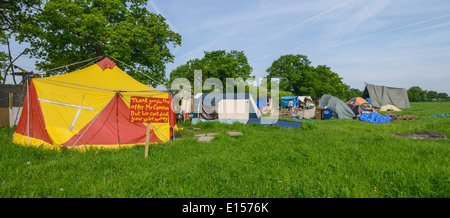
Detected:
left=19, top=0, right=181, bottom=87
left=168, top=50, right=253, bottom=91
left=266, top=54, right=350, bottom=99
left=0, top=0, right=42, bottom=83
left=407, top=86, right=449, bottom=102
left=408, top=86, right=427, bottom=102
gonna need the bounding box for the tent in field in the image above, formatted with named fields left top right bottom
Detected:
left=379, top=104, right=401, bottom=112
left=13, top=57, right=176, bottom=150
left=346, top=97, right=378, bottom=116
left=192, top=92, right=261, bottom=124
left=362, top=83, right=410, bottom=108
left=318, top=94, right=355, bottom=119
left=297, top=96, right=315, bottom=108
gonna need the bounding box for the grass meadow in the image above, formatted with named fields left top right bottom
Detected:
left=0, top=102, right=449, bottom=198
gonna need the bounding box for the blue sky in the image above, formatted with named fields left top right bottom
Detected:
left=148, top=0, right=450, bottom=94
left=3, top=0, right=450, bottom=94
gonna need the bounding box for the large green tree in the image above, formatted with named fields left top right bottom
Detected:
left=168, top=50, right=253, bottom=92
left=266, top=54, right=348, bottom=99
left=19, top=0, right=181, bottom=87
left=0, top=0, right=42, bottom=83
left=407, top=86, right=427, bottom=102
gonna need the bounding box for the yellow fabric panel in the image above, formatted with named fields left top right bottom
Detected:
left=13, top=133, right=59, bottom=151
left=33, top=78, right=116, bottom=145
left=13, top=133, right=157, bottom=152
left=149, top=122, right=171, bottom=143
left=49, top=64, right=155, bottom=92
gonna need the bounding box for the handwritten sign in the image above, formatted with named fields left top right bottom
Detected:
left=130, top=96, right=170, bottom=123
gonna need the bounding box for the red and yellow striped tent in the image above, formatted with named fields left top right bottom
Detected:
left=13, top=57, right=176, bottom=150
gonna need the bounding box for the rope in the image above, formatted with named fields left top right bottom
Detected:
left=36, top=56, right=105, bottom=75
left=107, top=56, right=166, bottom=88
left=39, top=78, right=162, bottom=93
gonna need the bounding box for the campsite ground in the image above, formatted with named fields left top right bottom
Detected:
left=0, top=102, right=449, bottom=198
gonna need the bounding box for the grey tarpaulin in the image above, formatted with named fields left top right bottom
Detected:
left=318, top=94, right=355, bottom=119
left=362, top=83, right=410, bottom=108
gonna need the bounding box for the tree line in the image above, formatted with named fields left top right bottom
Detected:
left=169, top=51, right=364, bottom=100
left=407, top=86, right=449, bottom=102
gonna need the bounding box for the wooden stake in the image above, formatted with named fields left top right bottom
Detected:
left=9, top=92, right=13, bottom=127
left=145, top=123, right=150, bottom=159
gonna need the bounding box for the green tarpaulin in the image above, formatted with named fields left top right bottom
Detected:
left=363, top=83, right=411, bottom=108
left=318, top=94, right=355, bottom=119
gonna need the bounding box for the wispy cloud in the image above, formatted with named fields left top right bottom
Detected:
left=251, top=0, right=358, bottom=47
left=328, top=14, right=450, bottom=49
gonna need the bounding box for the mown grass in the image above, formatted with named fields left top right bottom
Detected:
left=0, top=102, right=449, bottom=198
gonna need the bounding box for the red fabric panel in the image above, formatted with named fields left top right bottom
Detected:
left=168, top=94, right=176, bottom=137
left=15, top=80, right=54, bottom=144
left=96, top=57, right=116, bottom=71
left=63, top=94, right=162, bottom=147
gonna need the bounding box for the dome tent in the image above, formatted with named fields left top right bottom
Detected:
left=318, top=94, right=355, bottom=119
left=346, top=97, right=378, bottom=116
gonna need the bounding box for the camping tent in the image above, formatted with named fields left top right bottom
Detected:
left=13, top=57, right=176, bottom=150
left=318, top=94, right=355, bottom=119
left=362, top=83, right=410, bottom=108
left=379, top=104, right=401, bottom=112
left=192, top=92, right=261, bottom=124
left=297, top=96, right=315, bottom=108
left=346, top=97, right=377, bottom=116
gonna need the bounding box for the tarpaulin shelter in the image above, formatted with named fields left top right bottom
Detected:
left=362, top=83, right=410, bottom=108
left=318, top=94, right=355, bottom=119
left=281, top=96, right=298, bottom=107
left=13, top=57, right=176, bottom=150
left=192, top=93, right=261, bottom=124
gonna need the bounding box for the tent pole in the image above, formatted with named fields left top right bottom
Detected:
left=26, top=77, right=29, bottom=146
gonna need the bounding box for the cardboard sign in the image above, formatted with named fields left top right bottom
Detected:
left=130, top=96, right=170, bottom=123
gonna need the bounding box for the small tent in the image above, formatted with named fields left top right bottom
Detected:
left=297, top=96, right=315, bottom=108
left=346, top=97, right=377, bottom=116
left=362, top=83, right=410, bottom=108
left=192, top=93, right=261, bottom=124
left=13, top=57, right=176, bottom=150
left=318, top=94, right=355, bottom=119
left=379, top=104, right=401, bottom=112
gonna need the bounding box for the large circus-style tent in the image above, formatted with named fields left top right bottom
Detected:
left=13, top=57, right=176, bottom=150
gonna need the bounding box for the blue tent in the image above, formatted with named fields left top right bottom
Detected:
left=247, top=118, right=302, bottom=129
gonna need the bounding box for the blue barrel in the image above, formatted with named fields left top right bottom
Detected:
left=322, top=108, right=332, bottom=120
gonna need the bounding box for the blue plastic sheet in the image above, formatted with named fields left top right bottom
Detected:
left=359, top=112, right=392, bottom=123
left=247, top=118, right=302, bottom=129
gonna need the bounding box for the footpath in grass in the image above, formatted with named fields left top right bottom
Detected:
left=0, top=102, right=449, bottom=198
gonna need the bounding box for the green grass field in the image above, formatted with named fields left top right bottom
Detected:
left=0, top=102, right=449, bottom=198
